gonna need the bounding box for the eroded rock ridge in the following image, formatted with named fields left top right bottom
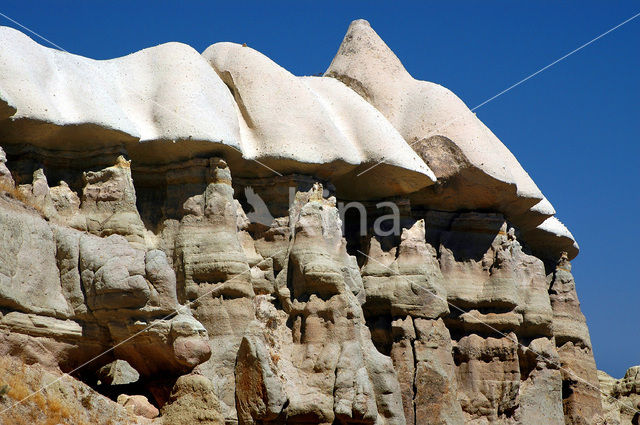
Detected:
left=0, top=19, right=601, bottom=425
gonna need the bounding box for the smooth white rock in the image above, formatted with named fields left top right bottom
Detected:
left=0, top=26, right=240, bottom=151
left=325, top=19, right=578, bottom=257
left=202, top=42, right=435, bottom=195
left=0, top=26, right=435, bottom=198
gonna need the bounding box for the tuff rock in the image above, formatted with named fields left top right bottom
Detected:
left=0, top=19, right=605, bottom=425
left=97, top=359, right=140, bottom=386
left=598, top=367, right=640, bottom=425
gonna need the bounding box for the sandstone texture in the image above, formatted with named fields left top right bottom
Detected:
left=598, top=367, right=640, bottom=425
left=0, top=19, right=604, bottom=425
left=0, top=356, right=150, bottom=425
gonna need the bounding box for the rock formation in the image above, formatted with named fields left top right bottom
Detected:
left=0, top=19, right=605, bottom=425
left=599, top=367, right=640, bottom=425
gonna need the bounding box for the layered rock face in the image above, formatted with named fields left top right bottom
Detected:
left=0, top=19, right=604, bottom=425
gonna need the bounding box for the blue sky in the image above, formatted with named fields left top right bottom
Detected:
left=1, top=1, right=638, bottom=377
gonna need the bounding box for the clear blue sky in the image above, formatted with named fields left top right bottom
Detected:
left=1, top=1, right=638, bottom=377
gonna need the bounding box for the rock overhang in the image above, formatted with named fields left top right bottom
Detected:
left=324, top=19, right=578, bottom=260
left=0, top=20, right=578, bottom=260
left=0, top=25, right=435, bottom=198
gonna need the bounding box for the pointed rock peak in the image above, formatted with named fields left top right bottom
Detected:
left=325, top=19, right=412, bottom=91
left=115, top=155, right=131, bottom=168
left=557, top=251, right=571, bottom=271
left=352, top=18, right=371, bottom=27
left=400, top=219, right=426, bottom=242
left=207, top=158, right=232, bottom=185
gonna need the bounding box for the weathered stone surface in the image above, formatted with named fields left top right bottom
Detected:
left=97, top=359, right=140, bottom=386
left=548, top=255, right=604, bottom=425
left=202, top=42, right=435, bottom=197
left=361, top=219, right=449, bottom=320
left=80, top=155, right=147, bottom=248
left=454, top=333, right=521, bottom=423
left=0, top=157, right=602, bottom=424
left=549, top=254, right=592, bottom=349
left=162, top=374, right=225, bottom=425
left=324, top=19, right=578, bottom=260
left=0, top=174, right=211, bottom=382
left=0, top=153, right=599, bottom=424
left=0, top=25, right=239, bottom=149
left=516, top=338, right=564, bottom=424
left=599, top=367, right=640, bottom=425
left=0, top=196, right=72, bottom=318
left=426, top=211, right=554, bottom=337
left=0, top=311, right=82, bottom=339
left=117, top=394, right=159, bottom=419
left=0, top=19, right=605, bottom=425
left=0, top=26, right=437, bottom=201
left=79, top=233, right=150, bottom=311
left=235, top=320, right=287, bottom=424
left=522, top=216, right=580, bottom=261
left=145, top=249, right=180, bottom=311
left=50, top=180, right=81, bottom=214
left=247, top=184, right=407, bottom=425
left=0, top=146, right=13, bottom=187
left=0, top=356, right=143, bottom=425
left=413, top=318, right=464, bottom=425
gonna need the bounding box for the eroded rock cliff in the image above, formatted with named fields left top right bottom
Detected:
left=0, top=19, right=605, bottom=425
left=599, top=367, right=640, bottom=425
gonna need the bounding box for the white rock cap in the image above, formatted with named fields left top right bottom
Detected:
left=0, top=22, right=578, bottom=258
left=325, top=19, right=578, bottom=258
left=0, top=26, right=435, bottom=198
